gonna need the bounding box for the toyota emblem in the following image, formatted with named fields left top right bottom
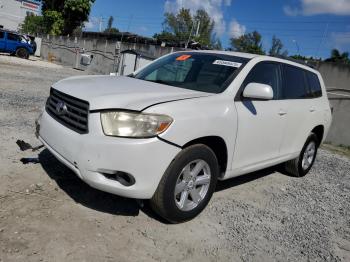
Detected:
left=56, top=100, right=68, bottom=116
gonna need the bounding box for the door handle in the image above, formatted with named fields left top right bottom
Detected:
left=309, top=108, right=316, bottom=112
left=278, top=110, right=287, bottom=116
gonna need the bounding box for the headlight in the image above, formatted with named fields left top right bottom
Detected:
left=101, top=111, right=173, bottom=137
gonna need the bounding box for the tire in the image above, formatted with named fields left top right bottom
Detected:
left=150, top=144, right=219, bottom=223
left=16, top=48, right=29, bottom=59
left=284, top=133, right=319, bottom=177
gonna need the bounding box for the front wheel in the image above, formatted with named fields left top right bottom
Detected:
left=16, top=48, right=29, bottom=59
left=284, top=133, right=319, bottom=177
left=150, top=144, right=219, bottom=223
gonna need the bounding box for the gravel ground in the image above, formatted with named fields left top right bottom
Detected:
left=0, top=56, right=349, bottom=262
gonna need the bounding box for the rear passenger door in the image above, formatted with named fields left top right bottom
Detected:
left=279, top=64, right=316, bottom=156
left=6, top=33, right=21, bottom=53
left=233, top=62, right=288, bottom=171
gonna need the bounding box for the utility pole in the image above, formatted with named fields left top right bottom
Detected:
left=185, top=22, right=194, bottom=49
left=195, top=20, right=200, bottom=37
left=99, top=16, right=104, bottom=32
left=186, top=20, right=199, bottom=49
left=292, top=39, right=300, bottom=55
left=316, top=22, right=329, bottom=59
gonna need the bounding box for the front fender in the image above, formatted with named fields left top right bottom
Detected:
left=144, top=95, right=237, bottom=170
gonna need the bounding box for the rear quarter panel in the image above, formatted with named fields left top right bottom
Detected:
left=316, top=72, right=332, bottom=141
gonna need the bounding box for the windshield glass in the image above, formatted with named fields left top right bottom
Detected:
left=134, top=52, right=249, bottom=94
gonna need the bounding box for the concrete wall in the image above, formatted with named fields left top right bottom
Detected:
left=326, top=98, right=350, bottom=146
left=317, top=62, right=350, bottom=91
left=313, top=62, right=350, bottom=146
left=40, top=36, right=180, bottom=75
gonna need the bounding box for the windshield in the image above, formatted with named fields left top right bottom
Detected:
left=134, top=52, right=249, bottom=94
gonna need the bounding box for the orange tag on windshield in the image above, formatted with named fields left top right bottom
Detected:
left=176, top=55, right=191, bottom=61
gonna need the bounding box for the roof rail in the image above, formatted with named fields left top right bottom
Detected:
left=270, top=55, right=317, bottom=69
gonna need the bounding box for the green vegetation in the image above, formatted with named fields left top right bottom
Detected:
left=19, top=14, right=45, bottom=35
left=325, top=49, right=350, bottom=64
left=20, top=0, right=95, bottom=36
left=269, top=35, right=288, bottom=57
left=154, top=8, right=216, bottom=48
left=230, top=31, right=265, bottom=55
left=104, top=16, right=119, bottom=34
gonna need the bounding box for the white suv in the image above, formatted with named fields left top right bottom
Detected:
left=38, top=51, right=332, bottom=223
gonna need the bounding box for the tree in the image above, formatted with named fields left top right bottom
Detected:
left=210, top=33, right=222, bottom=50
left=325, top=49, right=350, bottom=64
left=269, top=35, right=288, bottom=57
left=104, top=16, right=119, bottom=34
left=153, top=31, right=178, bottom=43
left=211, top=39, right=222, bottom=50
left=42, top=0, right=95, bottom=35
left=43, top=10, right=64, bottom=35
left=20, top=11, right=64, bottom=35
left=230, top=31, right=265, bottom=55
left=155, top=8, right=215, bottom=47
left=162, top=8, right=193, bottom=42
left=20, top=14, right=45, bottom=35
left=106, top=16, right=113, bottom=31
left=193, top=9, right=214, bottom=46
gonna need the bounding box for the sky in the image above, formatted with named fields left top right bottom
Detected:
left=86, top=0, right=350, bottom=59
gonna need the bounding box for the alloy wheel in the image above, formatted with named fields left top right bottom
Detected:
left=302, top=141, right=316, bottom=170
left=174, top=159, right=211, bottom=211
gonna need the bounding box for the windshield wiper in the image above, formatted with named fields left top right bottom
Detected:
left=146, top=79, right=171, bottom=85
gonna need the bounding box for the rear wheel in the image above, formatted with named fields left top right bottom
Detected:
left=16, top=48, right=29, bottom=59
left=285, top=133, right=319, bottom=177
left=150, top=144, right=219, bottom=223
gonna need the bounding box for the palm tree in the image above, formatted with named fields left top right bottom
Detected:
left=325, top=49, right=350, bottom=64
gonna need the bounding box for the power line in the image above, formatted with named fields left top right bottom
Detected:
left=111, top=22, right=350, bottom=39
left=111, top=15, right=350, bottom=24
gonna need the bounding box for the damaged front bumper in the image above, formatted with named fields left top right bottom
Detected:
left=37, top=110, right=180, bottom=199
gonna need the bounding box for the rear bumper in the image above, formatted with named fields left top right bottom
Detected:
left=38, top=110, right=181, bottom=199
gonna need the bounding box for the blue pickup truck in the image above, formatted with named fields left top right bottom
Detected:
left=0, top=29, right=34, bottom=59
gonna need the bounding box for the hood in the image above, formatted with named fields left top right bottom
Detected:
left=52, top=75, right=211, bottom=111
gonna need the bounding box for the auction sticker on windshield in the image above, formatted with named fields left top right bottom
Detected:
left=176, top=55, right=192, bottom=61
left=213, top=60, right=242, bottom=67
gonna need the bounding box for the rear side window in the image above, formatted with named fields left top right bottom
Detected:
left=0, top=31, right=4, bottom=39
left=282, top=65, right=308, bottom=99
left=7, top=33, right=20, bottom=41
left=306, top=72, right=322, bottom=97
left=243, top=62, right=281, bottom=99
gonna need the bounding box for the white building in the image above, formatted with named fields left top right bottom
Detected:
left=0, top=0, right=41, bottom=31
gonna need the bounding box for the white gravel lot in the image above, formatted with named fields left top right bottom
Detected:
left=0, top=56, right=349, bottom=262
left=0, top=55, right=63, bottom=68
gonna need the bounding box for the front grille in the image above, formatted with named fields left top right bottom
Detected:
left=46, top=88, right=89, bottom=134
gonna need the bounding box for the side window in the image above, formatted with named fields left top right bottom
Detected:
left=243, top=62, right=281, bottom=99
left=282, top=65, right=308, bottom=99
left=306, top=72, right=322, bottom=98
left=7, top=33, right=20, bottom=42
left=0, top=31, right=4, bottom=39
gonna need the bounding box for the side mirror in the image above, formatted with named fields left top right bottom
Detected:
left=243, top=82, right=274, bottom=100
